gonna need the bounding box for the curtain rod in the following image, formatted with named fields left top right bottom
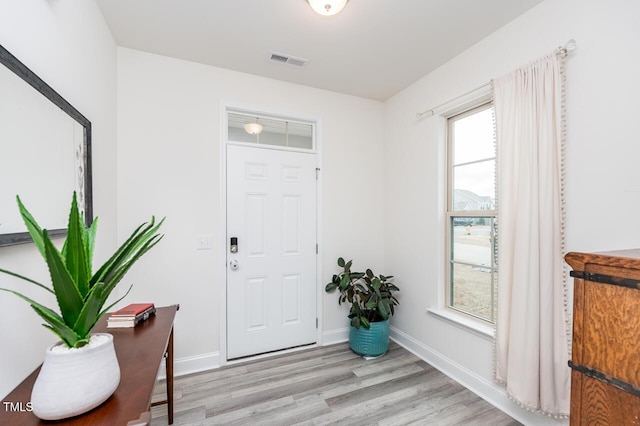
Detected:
left=416, top=39, right=577, bottom=120
left=416, top=83, right=490, bottom=119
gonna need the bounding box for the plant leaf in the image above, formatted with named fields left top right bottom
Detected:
left=0, top=288, right=80, bottom=347
left=360, top=317, right=370, bottom=329
left=78, top=232, right=162, bottom=331
left=16, top=196, right=46, bottom=258
left=325, top=282, right=338, bottom=292
left=340, top=274, right=350, bottom=290
left=97, top=284, right=133, bottom=319
left=43, top=230, right=84, bottom=327
left=84, top=217, right=98, bottom=275
left=96, top=233, right=163, bottom=295
left=41, top=324, right=87, bottom=349
left=91, top=217, right=164, bottom=287
left=344, top=260, right=352, bottom=272
left=337, top=257, right=345, bottom=267
left=350, top=316, right=359, bottom=328
left=378, top=300, right=390, bottom=319
left=0, top=267, right=54, bottom=294
left=63, top=193, right=91, bottom=298
left=73, top=282, right=132, bottom=338
left=90, top=221, right=149, bottom=285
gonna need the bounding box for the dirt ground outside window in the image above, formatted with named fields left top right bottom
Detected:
left=451, top=225, right=496, bottom=321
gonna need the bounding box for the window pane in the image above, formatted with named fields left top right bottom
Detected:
left=255, top=117, right=287, bottom=147
left=228, top=113, right=313, bottom=149
left=452, top=107, right=494, bottom=165
left=287, top=121, right=313, bottom=149
left=450, top=216, right=496, bottom=322
left=453, top=160, right=495, bottom=210
left=450, top=262, right=495, bottom=321
left=451, top=218, right=495, bottom=265
left=228, top=113, right=259, bottom=143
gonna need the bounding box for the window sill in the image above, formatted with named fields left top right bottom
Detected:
left=427, top=308, right=494, bottom=340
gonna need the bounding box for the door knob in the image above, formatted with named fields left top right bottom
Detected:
left=229, top=259, right=239, bottom=270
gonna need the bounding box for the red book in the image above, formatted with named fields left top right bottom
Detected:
left=110, top=303, right=155, bottom=318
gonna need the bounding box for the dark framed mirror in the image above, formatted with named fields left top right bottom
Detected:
left=0, top=44, right=92, bottom=247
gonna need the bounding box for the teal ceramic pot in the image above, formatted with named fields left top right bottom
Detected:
left=349, top=318, right=389, bottom=357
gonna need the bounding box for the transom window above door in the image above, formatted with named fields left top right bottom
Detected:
left=227, top=112, right=314, bottom=150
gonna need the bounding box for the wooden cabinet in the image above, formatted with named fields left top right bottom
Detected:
left=565, top=250, right=640, bottom=425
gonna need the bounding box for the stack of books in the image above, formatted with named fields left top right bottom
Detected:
left=107, top=303, right=156, bottom=328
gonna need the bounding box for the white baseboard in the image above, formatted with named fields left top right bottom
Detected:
left=321, top=327, right=349, bottom=346
left=157, top=351, right=221, bottom=380
left=389, top=327, right=568, bottom=426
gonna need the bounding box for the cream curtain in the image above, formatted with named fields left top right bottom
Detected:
left=493, top=51, right=570, bottom=417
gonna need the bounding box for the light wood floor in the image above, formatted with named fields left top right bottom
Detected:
left=150, top=341, right=520, bottom=425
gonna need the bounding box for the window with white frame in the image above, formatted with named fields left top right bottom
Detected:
left=446, top=102, right=497, bottom=323
left=227, top=112, right=314, bottom=150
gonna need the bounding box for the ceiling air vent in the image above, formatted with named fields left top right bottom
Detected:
left=269, top=51, right=308, bottom=67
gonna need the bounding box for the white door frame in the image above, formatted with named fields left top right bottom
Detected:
left=218, top=105, right=323, bottom=365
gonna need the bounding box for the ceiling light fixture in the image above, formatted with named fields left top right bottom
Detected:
left=244, top=119, right=263, bottom=135
left=307, top=0, right=349, bottom=16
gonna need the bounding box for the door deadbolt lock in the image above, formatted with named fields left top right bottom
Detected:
left=230, top=237, right=238, bottom=253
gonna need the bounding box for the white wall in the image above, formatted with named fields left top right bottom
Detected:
left=384, top=0, right=640, bottom=424
left=4, top=0, right=636, bottom=422
left=0, top=2, right=118, bottom=399
left=116, top=47, right=385, bottom=371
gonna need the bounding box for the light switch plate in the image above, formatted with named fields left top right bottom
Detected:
left=196, top=234, right=212, bottom=250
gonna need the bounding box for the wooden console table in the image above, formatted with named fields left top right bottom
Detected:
left=0, top=305, right=178, bottom=425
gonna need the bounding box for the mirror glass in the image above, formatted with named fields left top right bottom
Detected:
left=0, top=44, right=92, bottom=246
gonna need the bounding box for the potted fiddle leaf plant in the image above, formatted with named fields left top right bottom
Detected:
left=325, top=257, right=399, bottom=358
left=0, top=192, right=164, bottom=420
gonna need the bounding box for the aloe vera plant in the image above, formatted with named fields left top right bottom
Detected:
left=0, top=193, right=163, bottom=348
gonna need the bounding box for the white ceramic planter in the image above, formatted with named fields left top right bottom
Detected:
left=30, top=333, right=120, bottom=420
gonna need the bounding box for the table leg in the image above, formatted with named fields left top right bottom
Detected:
left=166, top=327, right=174, bottom=425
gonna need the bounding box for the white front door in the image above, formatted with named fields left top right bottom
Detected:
left=226, top=144, right=317, bottom=359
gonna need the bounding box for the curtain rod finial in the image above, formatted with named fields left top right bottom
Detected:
left=564, top=39, right=577, bottom=52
